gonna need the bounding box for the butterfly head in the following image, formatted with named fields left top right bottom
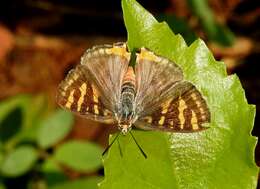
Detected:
left=117, top=111, right=135, bottom=135
left=118, top=124, right=131, bottom=135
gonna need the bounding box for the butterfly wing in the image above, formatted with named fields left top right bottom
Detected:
left=135, top=81, right=211, bottom=132
left=134, top=48, right=184, bottom=117
left=81, top=43, right=130, bottom=112
left=57, top=65, right=115, bottom=123
left=134, top=48, right=210, bottom=132
left=57, top=43, right=130, bottom=123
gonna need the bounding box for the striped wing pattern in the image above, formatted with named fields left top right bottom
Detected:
left=57, top=43, right=211, bottom=132
left=135, top=48, right=184, bottom=117
left=57, top=64, right=115, bottom=123
left=135, top=81, right=210, bottom=132
left=134, top=48, right=210, bottom=132
left=57, top=43, right=131, bottom=124
left=81, top=43, right=130, bottom=112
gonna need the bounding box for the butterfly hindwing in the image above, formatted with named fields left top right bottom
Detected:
left=135, top=81, right=210, bottom=132
left=134, top=48, right=210, bottom=132
left=57, top=64, right=115, bottom=123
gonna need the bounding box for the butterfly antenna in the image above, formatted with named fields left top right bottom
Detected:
left=129, top=131, right=147, bottom=159
left=102, top=132, right=120, bottom=156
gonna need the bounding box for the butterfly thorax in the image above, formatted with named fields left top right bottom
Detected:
left=117, top=66, right=137, bottom=135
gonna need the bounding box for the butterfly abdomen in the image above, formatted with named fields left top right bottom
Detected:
left=117, top=67, right=136, bottom=133
left=121, top=66, right=136, bottom=103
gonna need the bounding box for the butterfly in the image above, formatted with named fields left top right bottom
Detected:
left=57, top=42, right=211, bottom=157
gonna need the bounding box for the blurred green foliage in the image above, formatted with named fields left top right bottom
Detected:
left=1, top=146, right=38, bottom=177
left=0, top=95, right=103, bottom=189
left=157, top=0, right=235, bottom=46
left=37, top=110, right=73, bottom=149
left=157, top=14, right=197, bottom=45
left=187, top=0, right=235, bottom=46
left=54, top=140, right=102, bottom=172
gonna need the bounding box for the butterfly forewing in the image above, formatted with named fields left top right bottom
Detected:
left=81, top=43, right=130, bottom=112
left=134, top=48, right=210, bottom=132
left=57, top=64, right=115, bottom=123
left=57, top=43, right=131, bottom=123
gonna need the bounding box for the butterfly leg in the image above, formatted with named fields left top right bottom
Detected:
left=117, top=138, right=123, bottom=157
left=130, top=131, right=147, bottom=159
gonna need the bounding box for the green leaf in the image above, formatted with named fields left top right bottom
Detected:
left=37, top=110, right=74, bottom=148
left=0, top=94, right=48, bottom=149
left=27, top=179, right=47, bottom=189
left=99, top=0, right=258, bottom=188
left=1, top=146, right=38, bottom=177
left=49, top=177, right=103, bottom=189
left=0, top=95, right=29, bottom=144
left=0, top=150, right=4, bottom=167
left=0, top=183, right=6, bottom=189
left=0, top=95, right=29, bottom=124
left=0, top=107, right=23, bottom=143
left=21, top=94, right=49, bottom=141
left=42, top=158, right=67, bottom=186
left=54, top=140, right=103, bottom=172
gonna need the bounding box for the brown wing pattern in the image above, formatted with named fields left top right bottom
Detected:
left=134, top=48, right=210, bottom=132
left=57, top=65, right=115, bottom=123
left=135, top=81, right=210, bottom=132
left=135, top=48, right=184, bottom=117
left=80, top=43, right=130, bottom=112
left=57, top=42, right=131, bottom=123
